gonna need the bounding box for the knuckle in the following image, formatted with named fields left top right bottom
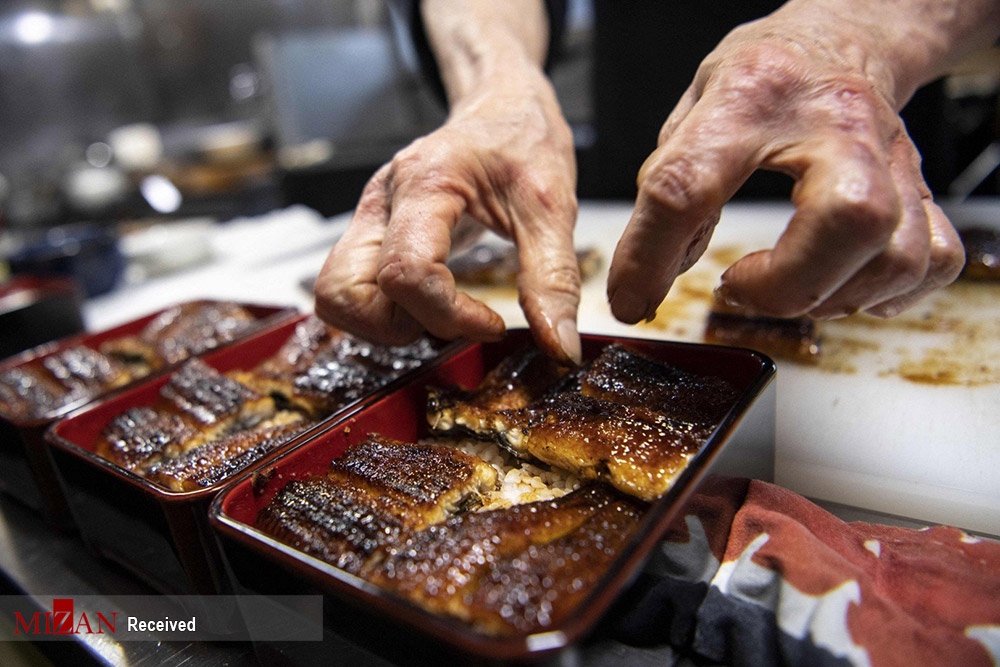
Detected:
left=523, top=178, right=575, bottom=218
left=641, top=157, right=721, bottom=217
left=316, top=282, right=421, bottom=346
left=714, top=44, right=804, bottom=110
left=928, top=240, right=965, bottom=285
left=879, top=248, right=927, bottom=289
left=823, top=83, right=882, bottom=132
left=517, top=260, right=580, bottom=311
left=389, top=142, right=468, bottom=193
left=388, top=144, right=422, bottom=179
left=546, top=261, right=582, bottom=298
left=824, top=186, right=898, bottom=243
left=316, top=283, right=366, bottom=328
left=376, top=253, right=432, bottom=296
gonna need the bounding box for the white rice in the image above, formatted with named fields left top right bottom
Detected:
left=421, top=436, right=582, bottom=509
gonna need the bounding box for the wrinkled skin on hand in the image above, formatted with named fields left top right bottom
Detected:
left=607, top=12, right=966, bottom=323
left=313, top=86, right=582, bottom=362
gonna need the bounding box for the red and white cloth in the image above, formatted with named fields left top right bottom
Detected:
left=603, top=478, right=1000, bottom=667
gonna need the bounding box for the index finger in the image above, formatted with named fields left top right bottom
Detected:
left=314, top=167, right=424, bottom=345
left=376, top=179, right=506, bottom=342
left=607, top=94, right=766, bottom=323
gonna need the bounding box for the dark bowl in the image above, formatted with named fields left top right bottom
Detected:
left=8, top=224, right=124, bottom=297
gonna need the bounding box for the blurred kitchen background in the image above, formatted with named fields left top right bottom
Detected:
left=0, top=0, right=997, bottom=302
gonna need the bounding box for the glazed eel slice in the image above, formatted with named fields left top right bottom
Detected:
left=157, top=358, right=274, bottom=440
left=42, top=346, right=132, bottom=395
left=579, top=344, right=738, bottom=426
left=704, top=300, right=820, bottom=364
left=96, top=406, right=203, bottom=472
left=427, top=347, right=571, bottom=437
left=233, top=317, right=336, bottom=414
left=145, top=414, right=311, bottom=491
left=256, top=436, right=497, bottom=574
left=0, top=367, right=71, bottom=420
left=0, top=347, right=131, bottom=420
left=324, top=434, right=498, bottom=527
left=369, top=484, right=645, bottom=636
left=493, top=392, right=703, bottom=501
left=101, top=301, right=256, bottom=370
left=237, top=316, right=440, bottom=417
left=289, top=335, right=436, bottom=414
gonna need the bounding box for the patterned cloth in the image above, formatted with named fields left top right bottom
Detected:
left=592, top=478, right=1000, bottom=667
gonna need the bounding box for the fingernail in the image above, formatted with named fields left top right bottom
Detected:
left=713, top=282, right=745, bottom=309
left=643, top=303, right=660, bottom=323
left=609, top=291, right=648, bottom=324
left=556, top=319, right=582, bottom=365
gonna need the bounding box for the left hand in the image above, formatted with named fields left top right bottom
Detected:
left=606, top=5, right=966, bottom=323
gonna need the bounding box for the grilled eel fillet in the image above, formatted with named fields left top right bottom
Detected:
left=705, top=299, right=820, bottom=364
left=96, top=360, right=274, bottom=473
left=0, top=347, right=132, bottom=420
left=0, top=367, right=65, bottom=420
left=427, top=347, right=571, bottom=437
left=158, top=358, right=274, bottom=439
left=580, top=344, right=737, bottom=426
left=429, top=345, right=735, bottom=500
left=448, top=243, right=602, bottom=287
left=368, top=484, right=645, bottom=635
left=494, top=392, right=702, bottom=501
left=43, top=346, right=132, bottom=394
left=256, top=436, right=497, bottom=574
left=236, top=316, right=439, bottom=416
left=146, top=414, right=310, bottom=491
left=101, top=302, right=256, bottom=370
left=96, top=406, right=203, bottom=472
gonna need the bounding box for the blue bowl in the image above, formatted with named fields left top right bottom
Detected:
left=9, top=224, right=124, bottom=297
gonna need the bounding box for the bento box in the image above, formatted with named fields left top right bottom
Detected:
left=44, top=315, right=460, bottom=595
left=0, top=299, right=295, bottom=518
left=209, top=330, right=776, bottom=664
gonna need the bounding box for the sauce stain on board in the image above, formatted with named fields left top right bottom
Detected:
left=828, top=282, right=1000, bottom=386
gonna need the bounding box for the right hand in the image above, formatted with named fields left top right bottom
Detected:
left=314, top=77, right=582, bottom=363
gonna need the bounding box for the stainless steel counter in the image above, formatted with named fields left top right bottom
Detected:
left=0, top=496, right=256, bottom=667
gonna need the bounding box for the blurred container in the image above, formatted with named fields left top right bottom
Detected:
left=121, top=218, right=214, bottom=280
left=8, top=224, right=124, bottom=297
left=0, top=276, right=84, bottom=358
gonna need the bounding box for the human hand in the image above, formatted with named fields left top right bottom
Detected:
left=607, top=2, right=968, bottom=322
left=313, top=77, right=581, bottom=362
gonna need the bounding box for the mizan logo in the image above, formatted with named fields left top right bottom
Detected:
left=14, top=598, right=116, bottom=635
